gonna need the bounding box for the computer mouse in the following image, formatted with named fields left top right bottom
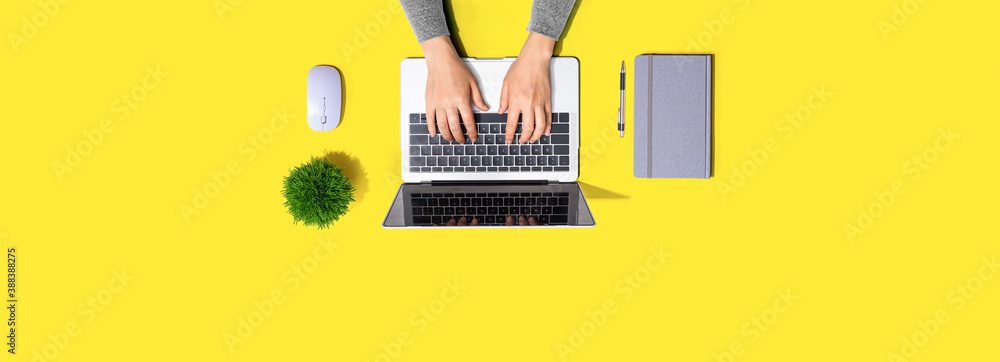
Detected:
left=307, top=65, right=342, bottom=132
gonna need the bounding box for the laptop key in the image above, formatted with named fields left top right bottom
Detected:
left=537, top=156, right=547, bottom=166
left=410, top=135, right=428, bottom=145
left=482, top=156, right=492, bottom=166
left=454, top=146, right=463, bottom=155
left=410, top=125, right=429, bottom=134
left=531, top=145, right=541, bottom=154
left=421, top=145, right=432, bottom=155
left=421, top=167, right=431, bottom=172
left=481, top=113, right=506, bottom=123
left=526, top=156, right=535, bottom=166
left=559, top=156, right=570, bottom=165
left=493, top=156, right=503, bottom=166
left=509, top=145, right=518, bottom=155
left=443, top=146, right=453, bottom=156
left=554, top=145, right=570, bottom=154
left=410, top=114, right=421, bottom=123
left=543, top=145, right=553, bottom=155
left=520, top=145, right=531, bottom=155
left=503, top=156, right=514, bottom=166
left=466, top=145, right=476, bottom=155
left=438, top=156, right=448, bottom=165
left=559, top=113, right=569, bottom=123
left=498, top=146, right=508, bottom=155
left=488, top=146, right=497, bottom=155
left=449, top=156, right=459, bottom=166
left=551, top=135, right=570, bottom=144
left=429, top=135, right=440, bottom=145
left=476, top=145, right=487, bottom=155
left=432, top=146, right=442, bottom=155
left=548, top=156, right=559, bottom=165
left=426, top=157, right=436, bottom=166
left=460, top=156, right=470, bottom=166
left=551, top=124, right=570, bottom=134
left=515, top=156, right=525, bottom=166
left=490, top=124, right=501, bottom=134
left=470, top=157, right=480, bottom=166
left=410, top=157, right=425, bottom=166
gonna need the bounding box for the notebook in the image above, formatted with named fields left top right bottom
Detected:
left=633, top=54, right=713, bottom=179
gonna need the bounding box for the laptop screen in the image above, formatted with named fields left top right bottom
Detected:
left=383, top=183, right=595, bottom=228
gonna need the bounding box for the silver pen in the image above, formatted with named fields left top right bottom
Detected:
left=618, top=61, right=625, bottom=138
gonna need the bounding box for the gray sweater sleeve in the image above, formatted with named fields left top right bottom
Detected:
left=526, top=0, right=576, bottom=41
left=400, top=0, right=575, bottom=43
left=400, top=0, right=451, bottom=43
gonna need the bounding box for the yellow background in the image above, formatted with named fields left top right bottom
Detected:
left=1, top=0, right=998, bottom=361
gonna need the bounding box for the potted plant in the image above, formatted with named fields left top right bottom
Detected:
left=281, top=156, right=355, bottom=229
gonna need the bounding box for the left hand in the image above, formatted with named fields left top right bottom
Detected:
left=499, top=32, right=556, bottom=144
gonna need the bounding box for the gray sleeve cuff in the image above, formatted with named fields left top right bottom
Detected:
left=400, top=0, right=451, bottom=43
left=526, top=0, right=576, bottom=41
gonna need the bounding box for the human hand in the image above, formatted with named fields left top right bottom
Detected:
left=421, top=36, right=489, bottom=144
left=499, top=32, right=556, bottom=144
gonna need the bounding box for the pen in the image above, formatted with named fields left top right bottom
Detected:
left=618, top=61, right=625, bottom=138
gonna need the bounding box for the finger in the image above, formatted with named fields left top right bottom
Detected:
left=544, top=103, right=552, bottom=135
left=519, top=110, right=534, bottom=144
left=437, top=108, right=452, bottom=141
left=470, top=218, right=480, bottom=226
left=447, top=218, right=458, bottom=226
left=470, top=82, right=488, bottom=111
left=459, top=103, right=478, bottom=142
left=518, top=216, right=529, bottom=226
left=426, top=107, right=437, bottom=137
left=505, top=216, right=515, bottom=226
left=446, top=108, right=464, bottom=144
left=530, top=106, right=545, bottom=142
left=458, top=216, right=468, bottom=226
left=505, top=109, right=519, bottom=144
left=528, top=217, right=539, bottom=226
left=498, top=82, right=509, bottom=114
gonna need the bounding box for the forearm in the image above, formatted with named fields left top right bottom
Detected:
left=400, top=0, right=450, bottom=43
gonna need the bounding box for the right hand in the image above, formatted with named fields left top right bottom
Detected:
left=421, top=36, right=489, bottom=144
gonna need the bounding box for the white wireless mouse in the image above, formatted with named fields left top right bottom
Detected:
left=307, top=65, right=342, bottom=131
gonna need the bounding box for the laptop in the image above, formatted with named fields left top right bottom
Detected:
left=383, top=57, right=595, bottom=228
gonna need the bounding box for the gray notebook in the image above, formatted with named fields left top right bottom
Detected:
left=633, top=54, right=713, bottom=179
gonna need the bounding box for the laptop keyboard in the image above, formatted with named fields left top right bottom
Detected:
left=410, top=192, right=571, bottom=225
left=407, top=112, right=572, bottom=173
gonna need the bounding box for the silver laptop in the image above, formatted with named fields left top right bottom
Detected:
left=383, top=57, right=595, bottom=228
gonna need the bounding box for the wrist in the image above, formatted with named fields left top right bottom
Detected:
left=421, top=36, right=459, bottom=64
left=519, top=32, right=555, bottom=61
